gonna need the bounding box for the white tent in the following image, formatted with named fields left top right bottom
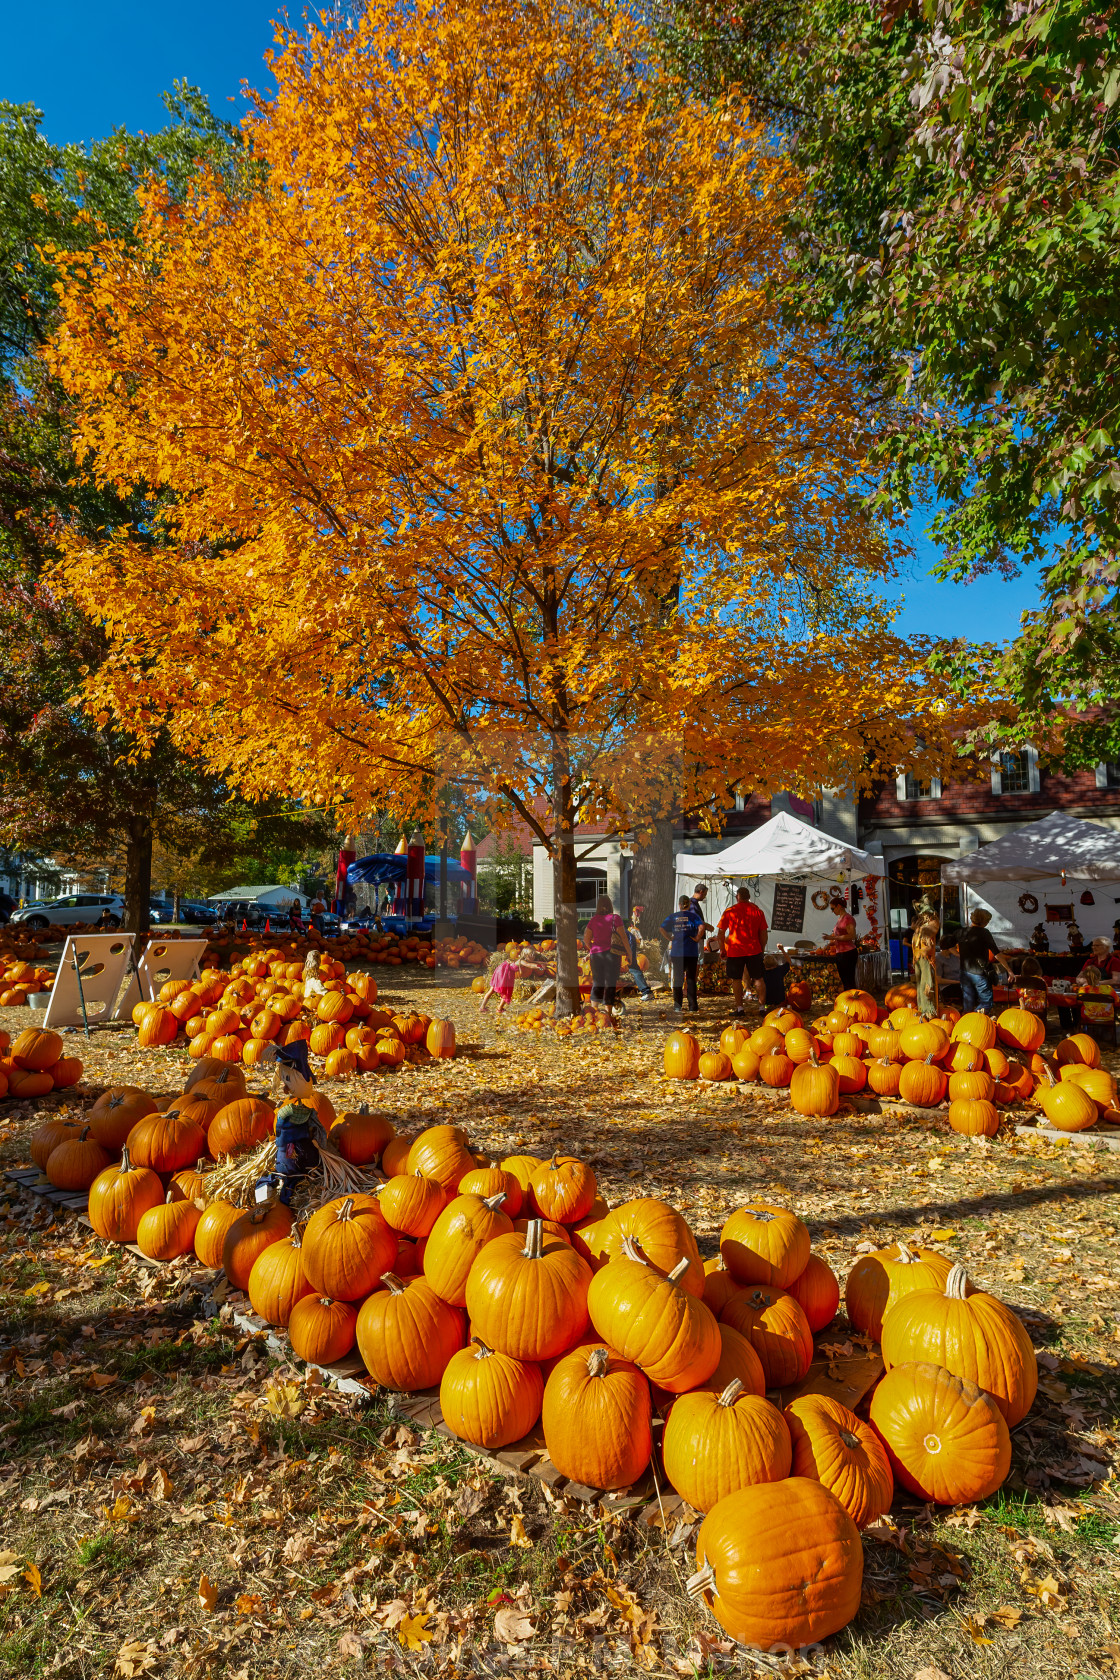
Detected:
left=941, top=810, right=1120, bottom=883
left=675, top=812, right=886, bottom=884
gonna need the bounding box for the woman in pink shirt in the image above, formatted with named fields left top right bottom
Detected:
left=583, top=895, right=627, bottom=1013
left=829, top=907, right=859, bottom=991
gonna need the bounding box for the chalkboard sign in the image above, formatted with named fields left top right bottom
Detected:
left=771, top=881, right=807, bottom=934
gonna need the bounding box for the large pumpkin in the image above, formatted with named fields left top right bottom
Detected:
left=1037, top=1064, right=1098, bottom=1132
left=996, top=1006, right=1046, bottom=1056
left=88, top=1085, right=158, bottom=1152
left=719, top=1286, right=813, bottom=1388
left=330, top=1108, right=395, bottom=1167
left=30, top=1118, right=82, bottom=1171
left=207, top=1097, right=275, bottom=1158
left=662, top=1381, right=791, bottom=1511
left=719, top=1203, right=809, bottom=1289
left=594, top=1198, right=704, bottom=1298
left=879, top=1264, right=1038, bottom=1426
left=464, top=1218, right=592, bottom=1362
left=11, top=1028, right=63, bottom=1070
left=355, top=1274, right=465, bottom=1390
left=439, top=1340, right=544, bottom=1449
left=529, top=1155, right=597, bottom=1225
left=302, top=1194, right=398, bottom=1300
left=499, top=1154, right=542, bottom=1196
left=784, top=1395, right=893, bottom=1529
left=127, top=1111, right=207, bottom=1175
left=868, top=1361, right=1011, bottom=1503
left=425, top=1018, right=457, bottom=1059
left=406, top=1125, right=474, bottom=1190
left=587, top=1240, right=720, bottom=1392
left=785, top=1253, right=839, bottom=1333
left=136, top=1191, right=202, bottom=1261
left=379, top=1171, right=448, bottom=1239
left=87, top=1146, right=164, bottom=1243
left=193, top=1198, right=243, bottom=1269
left=221, top=1202, right=294, bottom=1291
left=844, top=1242, right=952, bottom=1341
left=790, top=1055, right=839, bottom=1117
left=897, top=1055, right=948, bottom=1108
left=422, top=1193, right=513, bottom=1307
left=457, top=1167, right=524, bottom=1219
left=687, top=1479, right=862, bottom=1649
left=248, top=1226, right=314, bottom=1326
left=950, top=1012, right=998, bottom=1051
left=541, top=1345, right=652, bottom=1489
left=289, top=1295, right=358, bottom=1366
left=663, top=1030, right=701, bottom=1080
left=138, top=1007, right=179, bottom=1048
left=694, top=1322, right=767, bottom=1400
left=948, top=1096, right=1000, bottom=1137
left=45, top=1127, right=111, bottom=1191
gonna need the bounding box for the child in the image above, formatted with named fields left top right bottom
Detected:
left=762, top=949, right=791, bottom=1009
left=479, top=951, right=525, bottom=1016
left=301, top=948, right=326, bottom=1002
left=1015, top=955, right=1049, bottom=1017
left=1078, top=965, right=1117, bottom=1031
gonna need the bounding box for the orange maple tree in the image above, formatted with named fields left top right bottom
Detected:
left=50, top=0, right=983, bottom=1005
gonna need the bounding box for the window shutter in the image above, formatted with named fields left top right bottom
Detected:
left=1026, top=745, right=1041, bottom=794
left=1097, top=763, right=1109, bottom=789
left=930, top=776, right=943, bottom=799
left=990, top=757, right=1003, bottom=795
left=895, top=773, right=909, bottom=801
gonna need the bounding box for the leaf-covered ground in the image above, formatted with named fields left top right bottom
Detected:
left=2, top=977, right=1120, bottom=1680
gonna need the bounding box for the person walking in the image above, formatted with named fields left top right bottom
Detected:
left=944, top=909, right=1012, bottom=1015
left=584, top=895, right=628, bottom=1015
left=661, top=895, right=702, bottom=1013
left=716, top=885, right=770, bottom=1014
left=828, top=898, right=859, bottom=993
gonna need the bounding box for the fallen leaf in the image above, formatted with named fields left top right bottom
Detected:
left=22, top=1564, right=41, bottom=1598
left=114, top=1639, right=158, bottom=1677
left=509, top=1514, right=532, bottom=1549
left=198, top=1574, right=218, bottom=1613
left=132, top=1406, right=156, bottom=1437
left=235, top=1593, right=262, bottom=1616
left=149, top=1468, right=173, bottom=1502
left=494, top=1607, right=535, bottom=1643
left=336, top=1630, right=364, bottom=1658
left=398, top=1612, right=433, bottom=1650
left=928, top=1228, right=957, bottom=1241
left=990, top=1605, right=1023, bottom=1629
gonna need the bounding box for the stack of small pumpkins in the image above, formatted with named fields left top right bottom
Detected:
left=129, top=949, right=456, bottom=1077
left=0, top=1028, right=83, bottom=1102
left=663, top=989, right=1113, bottom=1137
left=0, top=957, right=56, bottom=1008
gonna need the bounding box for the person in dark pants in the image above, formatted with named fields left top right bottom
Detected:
left=762, top=950, right=791, bottom=1007
left=662, top=895, right=701, bottom=1013
left=583, top=894, right=627, bottom=1015
left=0, top=891, right=13, bottom=925
left=943, top=909, right=1013, bottom=1014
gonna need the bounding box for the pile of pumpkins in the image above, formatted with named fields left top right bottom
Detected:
left=432, top=935, right=490, bottom=969
left=510, top=1003, right=620, bottom=1036
left=0, top=957, right=57, bottom=1009
left=130, top=950, right=456, bottom=1076
left=73, top=1090, right=1036, bottom=1654
left=665, top=988, right=1114, bottom=1136
left=0, top=1028, right=83, bottom=1100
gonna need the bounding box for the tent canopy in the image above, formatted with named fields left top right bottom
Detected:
left=675, top=811, right=886, bottom=881
left=941, top=810, right=1120, bottom=884
left=347, top=854, right=473, bottom=886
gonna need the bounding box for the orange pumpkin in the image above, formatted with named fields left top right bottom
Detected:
left=87, top=1145, right=165, bottom=1243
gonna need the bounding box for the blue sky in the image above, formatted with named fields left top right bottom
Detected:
left=3, top=1, right=1044, bottom=643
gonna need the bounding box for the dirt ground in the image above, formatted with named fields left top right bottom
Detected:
left=2, top=977, right=1119, bottom=1680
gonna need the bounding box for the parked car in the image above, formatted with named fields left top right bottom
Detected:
left=11, top=892, right=124, bottom=930
left=149, top=898, right=218, bottom=926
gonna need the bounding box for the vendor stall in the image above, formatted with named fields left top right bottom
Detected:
left=940, top=811, right=1120, bottom=951
left=675, top=813, right=889, bottom=998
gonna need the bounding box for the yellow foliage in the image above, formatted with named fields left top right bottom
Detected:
left=50, top=0, right=982, bottom=853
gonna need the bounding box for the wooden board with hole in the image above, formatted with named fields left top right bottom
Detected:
left=1014, top=1124, right=1120, bottom=1151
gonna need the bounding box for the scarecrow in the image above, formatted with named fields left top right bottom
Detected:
left=256, top=1040, right=328, bottom=1205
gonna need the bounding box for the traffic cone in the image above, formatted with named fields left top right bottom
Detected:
left=242, top=918, right=247, bottom=932
left=265, top=915, right=271, bottom=933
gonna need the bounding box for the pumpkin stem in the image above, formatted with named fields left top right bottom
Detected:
left=521, top=1218, right=544, bottom=1260
left=472, top=1340, right=494, bottom=1360
left=944, top=1264, right=970, bottom=1300
left=291, top=1224, right=304, bottom=1249
left=717, top=1379, right=743, bottom=1407
left=482, top=1192, right=508, bottom=1211
left=358, top=1102, right=369, bottom=1114
left=619, top=1234, right=650, bottom=1266
left=164, top=1189, right=175, bottom=1204
left=668, top=1258, right=691, bottom=1285
left=840, top=1429, right=860, bottom=1448
left=78, top=1126, right=91, bottom=1141
left=587, top=1346, right=610, bottom=1378
left=336, top=1197, right=355, bottom=1221
left=895, top=1242, right=916, bottom=1264
left=685, top=1562, right=716, bottom=1602
left=119, top=1145, right=133, bottom=1173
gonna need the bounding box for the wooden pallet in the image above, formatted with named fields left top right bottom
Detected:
left=4, top=1165, right=90, bottom=1216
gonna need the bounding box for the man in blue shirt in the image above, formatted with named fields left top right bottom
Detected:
left=661, top=895, right=702, bottom=1013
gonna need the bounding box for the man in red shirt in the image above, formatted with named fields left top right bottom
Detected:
left=717, top=885, right=769, bottom=1014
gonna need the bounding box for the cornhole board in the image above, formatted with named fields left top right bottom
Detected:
left=42, top=933, right=136, bottom=1031
left=115, top=937, right=209, bottom=1020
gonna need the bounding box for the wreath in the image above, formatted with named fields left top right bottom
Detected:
left=811, top=890, right=831, bottom=910
left=1018, top=892, right=1039, bottom=913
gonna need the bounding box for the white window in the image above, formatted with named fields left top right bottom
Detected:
left=895, top=772, right=943, bottom=801
left=733, top=792, right=746, bottom=812
left=1096, top=763, right=1120, bottom=789
left=991, top=745, right=1040, bottom=795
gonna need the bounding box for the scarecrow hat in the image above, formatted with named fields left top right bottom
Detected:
left=272, top=1039, right=315, bottom=1083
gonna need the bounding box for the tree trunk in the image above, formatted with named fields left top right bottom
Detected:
left=173, top=883, right=182, bottom=923
left=122, top=813, right=153, bottom=938
left=629, top=816, right=677, bottom=938
left=550, top=734, right=581, bottom=1017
